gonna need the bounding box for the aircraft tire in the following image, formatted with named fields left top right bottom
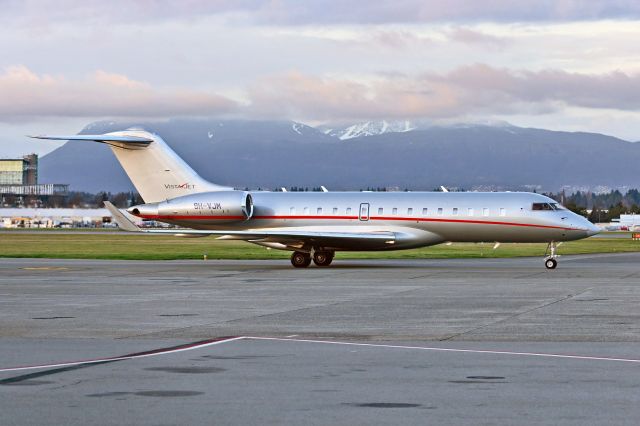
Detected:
left=545, top=258, right=557, bottom=269
left=291, top=251, right=312, bottom=268
left=313, top=251, right=334, bottom=267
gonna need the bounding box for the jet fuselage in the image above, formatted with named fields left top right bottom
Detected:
left=129, top=190, right=598, bottom=251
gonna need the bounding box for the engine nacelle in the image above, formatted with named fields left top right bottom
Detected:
left=128, top=191, right=253, bottom=224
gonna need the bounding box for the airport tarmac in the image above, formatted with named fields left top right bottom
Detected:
left=1, top=254, right=640, bottom=425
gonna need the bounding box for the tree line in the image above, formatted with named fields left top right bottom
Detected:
left=547, top=189, right=640, bottom=222
left=7, top=188, right=640, bottom=223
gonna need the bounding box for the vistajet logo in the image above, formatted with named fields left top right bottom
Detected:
left=164, top=183, right=196, bottom=190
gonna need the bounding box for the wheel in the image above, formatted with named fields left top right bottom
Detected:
left=313, top=251, right=334, bottom=267
left=291, top=251, right=311, bottom=268
left=545, top=258, right=557, bottom=269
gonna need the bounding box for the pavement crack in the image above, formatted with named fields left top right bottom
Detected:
left=439, top=287, right=594, bottom=341
left=620, top=272, right=640, bottom=279
left=120, top=287, right=423, bottom=339
left=222, top=287, right=424, bottom=324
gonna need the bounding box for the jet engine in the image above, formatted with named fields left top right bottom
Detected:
left=128, top=191, right=254, bottom=224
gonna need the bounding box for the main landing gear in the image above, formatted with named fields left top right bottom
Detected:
left=544, top=241, right=560, bottom=269
left=290, top=251, right=312, bottom=268
left=290, top=250, right=335, bottom=268
left=312, top=250, right=334, bottom=267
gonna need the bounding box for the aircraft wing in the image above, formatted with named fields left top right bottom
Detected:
left=104, top=202, right=396, bottom=247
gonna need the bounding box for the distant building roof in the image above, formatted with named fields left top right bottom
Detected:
left=0, top=184, right=68, bottom=196
left=619, top=214, right=640, bottom=227
left=0, top=208, right=110, bottom=218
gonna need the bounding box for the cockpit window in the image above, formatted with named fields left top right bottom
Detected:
left=532, top=203, right=553, bottom=211
left=532, top=202, right=566, bottom=211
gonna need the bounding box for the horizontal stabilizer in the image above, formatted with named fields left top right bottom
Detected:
left=32, top=129, right=228, bottom=202
left=29, top=134, right=153, bottom=146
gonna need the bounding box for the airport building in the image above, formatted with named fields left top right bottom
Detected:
left=0, top=207, right=165, bottom=229
left=0, top=208, right=112, bottom=228
left=0, top=154, right=69, bottom=206
left=0, top=154, right=38, bottom=185
left=615, top=214, right=640, bottom=230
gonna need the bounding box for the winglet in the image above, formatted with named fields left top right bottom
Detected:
left=104, top=201, right=141, bottom=232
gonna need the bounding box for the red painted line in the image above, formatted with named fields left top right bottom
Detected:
left=370, top=216, right=574, bottom=230
left=252, top=215, right=576, bottom=231
left=139, top=215, right=245, bottom=220
left=255, top=215, right=357, bottom=220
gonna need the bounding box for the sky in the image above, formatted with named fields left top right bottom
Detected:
left=1, top=0, right=640, bottom=156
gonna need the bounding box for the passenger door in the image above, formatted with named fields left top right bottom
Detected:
left=359, top=203, right=370, bottom=221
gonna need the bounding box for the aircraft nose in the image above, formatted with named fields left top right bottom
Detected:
left=567, top=213, right=600, bottom=237
left=575, top=214, right=600, bottom=236
left=586, top=221, right=601, bottom=237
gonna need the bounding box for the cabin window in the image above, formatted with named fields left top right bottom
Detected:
left=499, top=208, right=506, bottom=216
left=407, top=208, right=413, bottom=215
left=317, top=207, right=322, bottom=214
left=483, top=208, right=489, bottom=217
left=422, top=208, right=428, bottom=215
left=303, top=207, right=309, bottom=215
left=290, top=207, right=295, bottom=214
left=378, top=207, right=384, bottom=215
left=452, top=208, right=458, bottom=215
left=346, top=207, right=352, bottom=215
left=392, top=207, right=398, bottom=215
left=468, top=208, right=474, bottom=216
left=437, top=208, right=443, bottom=215
left=333, top=207, right=338, bottom=214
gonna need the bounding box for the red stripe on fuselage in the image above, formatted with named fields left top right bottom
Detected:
left=139, top=215, right=245, bottom=220
left=136, top=214, right=579, bottom=231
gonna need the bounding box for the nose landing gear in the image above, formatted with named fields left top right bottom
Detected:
left=544, top=241, right=560, bottom=269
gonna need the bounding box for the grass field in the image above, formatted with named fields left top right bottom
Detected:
left=1, top=232, right=639, bottom=260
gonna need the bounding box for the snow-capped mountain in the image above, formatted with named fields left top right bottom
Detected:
left=323, top=120, right=417, bottom=140
left=41, top=118, right=640, bottom=193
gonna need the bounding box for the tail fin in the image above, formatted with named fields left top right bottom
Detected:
left=31, top=130, right=230, bottom=202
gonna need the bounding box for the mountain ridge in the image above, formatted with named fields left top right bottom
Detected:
left=39, top=119, right=639, bottom=193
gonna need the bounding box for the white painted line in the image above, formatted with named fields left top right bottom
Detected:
left=247, top=337, right=640, bottom=365
left=0, top=336, right=246, bottom=373
left=5, top=335, right=639, bottom=373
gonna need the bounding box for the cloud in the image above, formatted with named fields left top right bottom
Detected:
left=445, top=27, right=508, bottom=47
left=3, top=64, right=639, bottom=125
left=247, top=66, right=640, bottom=122
left=439, top=65, right=640, bottom=110
left=247, top=70, right=474, bottom=121
left=367, top=30, right=434, bottom=49
left=0, top=66, right=238, bottom=121
left=4, top=0, right=640, bottom=26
